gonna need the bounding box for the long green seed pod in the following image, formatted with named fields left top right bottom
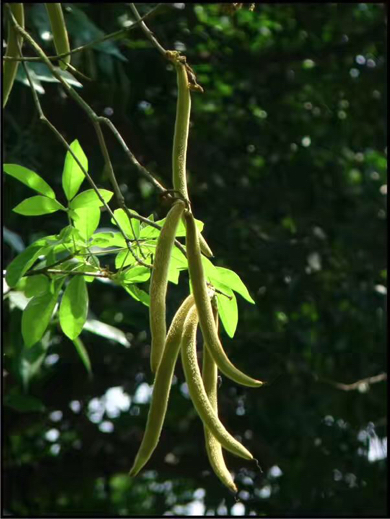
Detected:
left=45, top=3, right=70, bottom=70
left=129, top=294, right=195, bottom=477
left=181, top=306, right=253, bottom=460
left=184, top=210, right=263, bottom=388
left=173, top=60, right=191, bottom=201
left=172, top=58, right=214, bottom=258
left=203, top=307, right=237, bottom=493
left=150, top=200, right=186, bottom=373
left=3, top=3, right=25, bottom=108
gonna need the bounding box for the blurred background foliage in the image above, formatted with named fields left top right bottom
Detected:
left=3, top=3, right=387, bottom=516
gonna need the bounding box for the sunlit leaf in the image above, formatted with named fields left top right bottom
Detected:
left=24, top=274, right=50, bottom=298
left=111, top=208, right=140, bottom=239
left=69, top=189, right=113, bottom=210
left=124, top=285, right=150, bottom=307
left=72, top=206, right=101, bottom=241
left=120, top=266, right=151, bottom=284
left=211, top=267, right=255, bottom=304
left=5, top=244, right=46, bottom=288
left=13, top=196, right=66, bottom=216
left=140, top=216, right=204, bottom=239
left=59, top=276, right=89, bottom=340
left=89, top=232, right=127, bottom=248
left=4, top=164, right=55, bottom=198
left=62, top=140, right=88, bottom=201
left=215, top=284, right=238, bottom=338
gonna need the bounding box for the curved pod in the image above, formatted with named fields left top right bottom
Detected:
left=203, top=308, right=237, bottom=493
left=45, top=3, right=71, bottom=70
left=149, top=200, right=186, bottom=373
left=185, top=210, right=263, bottom=387
left=3, top=3, right=25, bottom=108
left=181, top=306, right=253, bottom=460
left=129, top=295, right=195, bottom=477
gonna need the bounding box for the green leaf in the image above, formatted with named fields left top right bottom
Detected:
left=4, top=394, right=46, bottom=413
left=215, top=285, right=238, bottom=338
left=115, top=249, right=136, bottom=270
left=167, top=264, right=180, bottom=284
left=24, top=275, right=50, bottom=297
left=22, top=280, right=64, bottom=348
left=171, top=246, right=188, bottom=268
left=17, top=61, right=83, bottom=89
left=5, top=244, right=46, bottom=288
left=4, top=164, right=55, bottom=199
left=89, top=232, right=127, bottom=248
left=59, top=276, right=89, bottom=340
left=124, top=285, right=150, bottom=307
left=72, top=337, right=92, bottom=376
left=120, top=266, right=151, bottom=284
left=111, top=208, right=140, bottom=239
left=83, top=319, right=130, bottom=347
left=13, top=196, right=66, bottom=216
left=69, top=189, right=113, bottom=210
left=75, top=263, right=97, bottom=283
left=211, top=267, right=255, bottom=304
left=72, top=206, right=101, bottom=241
left=201, top=254, right=217, bottom=279
left=140, top=216, right=204, bottom=239
left=62, top=140, right=88, bottom=201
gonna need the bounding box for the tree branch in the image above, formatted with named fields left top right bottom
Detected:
left=2, top=4, right=165, bottom=62
left=7, top=4, right=187, bottom=260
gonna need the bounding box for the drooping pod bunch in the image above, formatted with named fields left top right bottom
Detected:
left=45, top=3, right=71, bottom=70
left=3, top=3, right=25, bottom=108
left=130, top=51, right=263, bottom=492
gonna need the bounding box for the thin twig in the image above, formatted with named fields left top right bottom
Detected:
left=128, top=3, right=167, bottom=57
left=38, top=269, right=111, bottom=278
left=24, top=250, right=80, bottom=276
left=94, top=124, right=146, bottom=258
left=3, top=4, right=164, bottom=62
left=98, top=117, right=166, bottom=193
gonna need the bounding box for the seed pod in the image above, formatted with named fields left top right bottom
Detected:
left=181, top=306, right=253, bottom=460
left=198, top=232, right=214, bottom=258
left=172, top=60, right=191, bottom=201
left=129, top=294, right=195, bottom=477
left=45, top=3, right=70, bottom=70
left=150, top=200, right=186, bottom=373
left=3, top=3, right=25, bottom=108
left=172, top=58, right=214, bottom=258
left=203, top=305, right=237, bottom=493
left=185, top=210, right=263, bottom=387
